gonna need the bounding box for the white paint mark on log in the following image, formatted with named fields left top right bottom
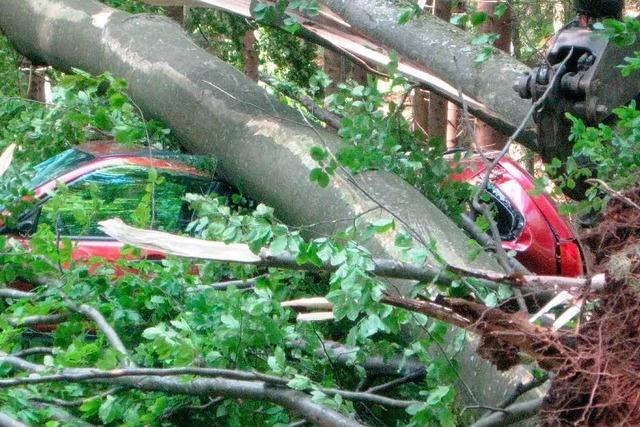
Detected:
left=92, top=11, right=114, bottom=28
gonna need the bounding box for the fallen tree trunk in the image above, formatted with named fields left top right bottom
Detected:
left=320, top=0, right=536, bottom=146
left=0, top=0, right=532, bottom=405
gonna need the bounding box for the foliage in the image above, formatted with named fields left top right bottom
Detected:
left=0, top=38, right=471, bottom=425
left=187, top=8, right=251, bottom=71
left=100, top=0, right=160, bottom=14
left=309, top=59, right=473, bottom=219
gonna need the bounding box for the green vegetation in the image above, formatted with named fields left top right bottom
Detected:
left=1, top=0, right=639, bottom=425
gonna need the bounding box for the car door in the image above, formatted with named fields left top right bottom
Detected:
left=36, top=165, right=213, bottom=263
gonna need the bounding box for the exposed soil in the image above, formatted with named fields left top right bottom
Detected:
left=541, top=188, right=640, bottom=426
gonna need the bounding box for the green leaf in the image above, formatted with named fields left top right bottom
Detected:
left=283, top=16, right=301, bottom=34
left=287, top=375, right=311, bottom=390
left=269, top=235, right=288, bottom=256
left=371, top=218, right=394, bottom=233
left=427, top=385, right=452, bottom=405
left=310, top=168, right=330, bottom=188
left=99, top=396, right=120, bottom=424
left=310, top=146, right=328, bottom=161
left=494, top=3, right=508, bottom=18
left=470, top=11, right=488, bottom=26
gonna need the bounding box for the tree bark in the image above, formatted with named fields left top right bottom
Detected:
left=243, top=30, right=259, bottom=81
left=323, top=49, right=367, bottom=95
left=0, top=0, right=534, bottom=406
left=319, top=0, right=536, bottom=148
left=26, top=63, right=47, bottom=103
left=474, top=0, right=511, bottom=150
left=163, top=5, right=184, bottom=26
left=412, top=89, right=430, bottom=137
left=427, top=0, right=453, bottom=143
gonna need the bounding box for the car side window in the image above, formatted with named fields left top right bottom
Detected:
left=39, top=166, right=212, bottom=238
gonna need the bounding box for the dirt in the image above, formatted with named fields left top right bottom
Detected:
left=541, top=188, right=640, bottom=426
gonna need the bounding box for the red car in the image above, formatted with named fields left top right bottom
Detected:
left=2, top=141, right=227, bottom=263
left=3, top=142, right=583, bottom=277
left=449, top=153, right=584, bottom=277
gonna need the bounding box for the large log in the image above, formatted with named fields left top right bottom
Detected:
left=0, top=0, right=536, bottom=405
left=320, top=0, right=536, bottom=146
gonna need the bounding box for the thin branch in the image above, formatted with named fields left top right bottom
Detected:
left=73, top=303, right=134, bottom=367
left=463, top=405, right=510, bottom=414
left=365, top=370, right=425, bottom=394
left=0, top=288, right=33, bottom=299
left=585, top=178, right=640, bottom=212
left=10, top=347, right=54, bottom=358
left=470, top=397, right=544, bottom=427
left=31, top=387, right=123, bottom=408
left=498, top=374, right=549, bottom=409
left=319, top=387, right=422, bottom=408
left=7, top=312, right=71, bottom=327
left=260, top=75, right=343, bottom=130
left=30, top=402, right=96, bottom=427
left=187, top=275, right=266, bottom=292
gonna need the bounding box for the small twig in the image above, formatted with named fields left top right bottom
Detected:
left=10, top=347, right=54, bottom=358
left=0, top=288, right=34, bottom=299
left=365, top=370, right=425, bottom=394
left=585, top=178, right=640, bottom=212
left=498, top=374, right=549, bottom=409
left=31, top=387, right=122, bottom=408
left=463, top=405, right=510, bottom=414
left=7, top=312, right=71, bottom=327
left=187, top=275, right=266, bottom=292
left=470, top=397, right=544, bottom=427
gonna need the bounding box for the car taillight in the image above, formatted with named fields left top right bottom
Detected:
left=559, top=241, right=584, bottom=278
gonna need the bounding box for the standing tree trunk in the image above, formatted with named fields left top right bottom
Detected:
left=26, top=62, right=46, bottom=102
left=426, top=0, right=453, bottom=144
left=243, top=30, right=259, bottom=81
left=163, top=5, right=185, bottom=26
left=474, top=0, right=512, bottom=150
left=323, top=49, right=367, bottom=95
left=412, top=88, right=429, bottom=137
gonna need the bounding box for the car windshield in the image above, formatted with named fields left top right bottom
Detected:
left=28, top=149, right=94, bottom=189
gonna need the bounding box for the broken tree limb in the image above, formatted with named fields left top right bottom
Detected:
left=0, top=355, right=364, bottom=427
left=175, top=0, right=530, bottom=143
left=319, top=0, right=536, bottom=147
left=470, top=397, right=544, bottom=427
left=0, top=0, right=502, bottom=272
left=98, top=218, right=606, bottom=293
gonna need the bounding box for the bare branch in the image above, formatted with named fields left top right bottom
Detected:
left=470, top=397, right=543, bottom=427
left=72, top=303, right=133, bottom=366
left=187, top=275, right=266, bottom=292
left=586, top=178, right=640, bottom=212
left=7, top=312, right=71, bottom=327
left=498, top=374, right=549, bottom=409
left=0, top=412, right=27, bottom=427
left=0, top=356, right=366, bottom=427
left=98, top=218, right=606, bottom=293
left=365, top=370, right=425, bottom=394
left=260, top=76, right=343, bottom=130
left=0, top=289, right=34, bottom=299
left=10, top=347, right=54, bottom=358
left=30, top=402, right=96, bottom=427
